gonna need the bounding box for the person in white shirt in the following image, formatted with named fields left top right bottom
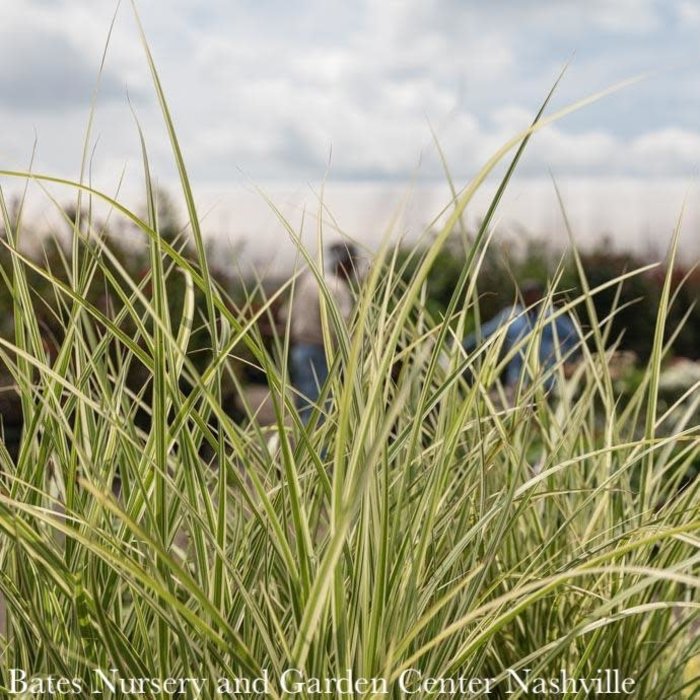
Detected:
left=282, top=242, right=356, bottom=424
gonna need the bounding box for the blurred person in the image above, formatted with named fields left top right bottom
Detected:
left=281, top=242, right=357, bottom=424
left=462, top=280, right=581, bottom=391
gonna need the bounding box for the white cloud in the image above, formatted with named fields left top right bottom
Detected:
left=0, top=0, right=697, bottom=189
left=3, top=0, right=699, bottom=270
left=535, top=129, right=618, bottom=170
left=629, top=128, right=700, bottom=174
left=676, top=0, right=700, bottom=25
left=585, top=0, right=661, bottom=33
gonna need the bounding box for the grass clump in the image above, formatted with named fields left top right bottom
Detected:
left=0, top=14, right=698, bottom=700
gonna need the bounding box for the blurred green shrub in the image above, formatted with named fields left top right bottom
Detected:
left=396, top=231, right=700, bottom=362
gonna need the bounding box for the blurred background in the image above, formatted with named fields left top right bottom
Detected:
left=1, top=0, right=700, bottom=437
left=1, top=0, right=699, bottom=271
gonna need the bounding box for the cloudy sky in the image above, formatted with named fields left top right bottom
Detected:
left=1, top=0, right=699, bottom=264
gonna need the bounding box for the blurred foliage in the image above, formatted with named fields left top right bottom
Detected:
left=0, top=192, right=266, bottom=431
left=2, top=195, right=198, bottom=366
left=397, top=231, right=700, bottom=362
left=3, top=204, right=699, bottom=382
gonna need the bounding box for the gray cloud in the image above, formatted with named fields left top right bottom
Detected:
left=1, top=0, right=698, bottom=187
left=0, top=27, right=132, bottom=112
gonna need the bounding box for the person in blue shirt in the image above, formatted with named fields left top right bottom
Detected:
left=462, top=280, right=581, bottom=390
